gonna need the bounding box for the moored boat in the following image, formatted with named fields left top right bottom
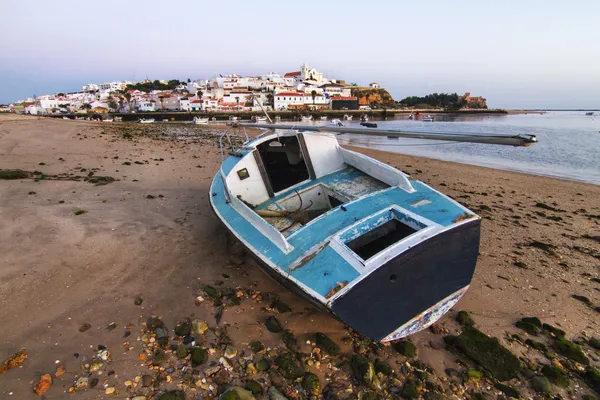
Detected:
left=139, top=118, right=155, bottom=123
left=210, top=122, right=536, bottom=341
left=343, top=114, right=353, bottom=121
left=330, top=119, right=344, bottom=127
left=301, top=115, right=313, bottom=121
left=422, top=115, right=434, bottom=122
left=360, top=114, right=369, bottom=122
left=194, top=116, right=209, bottom=125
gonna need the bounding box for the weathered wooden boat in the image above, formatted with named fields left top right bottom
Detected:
left=210, top=123, right=536, bottom=341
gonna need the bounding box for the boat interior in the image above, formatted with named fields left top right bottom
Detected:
left=223, top=130, right=415, bottom=238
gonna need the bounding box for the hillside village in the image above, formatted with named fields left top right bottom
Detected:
left=3, top=64, right=401, bottom=115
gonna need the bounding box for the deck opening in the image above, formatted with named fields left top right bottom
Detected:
left=257, top=136, right=309, bottom=193
left=328, top=195, right=345, bottom=208
left=346, top=219, right=417, bottom=260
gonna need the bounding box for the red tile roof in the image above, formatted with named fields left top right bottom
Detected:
left=284, top=71, right=301, bottom=77
left=276, top=92, right=302, bottom=97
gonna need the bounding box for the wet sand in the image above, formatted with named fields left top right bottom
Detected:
left=0, top=116, right=598, bottom=399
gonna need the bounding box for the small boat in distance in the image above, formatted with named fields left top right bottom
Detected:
left=211, top=122, right=536, bottom=342
left=408, top=114, right=414, bottom=120
left=330, top=119, right=344, bottom=126
left=343, top=114, right=353, bottom=121
left=252, top=116, right=267, bottom=123
left=320, top=116, right=327, bottom=120
left=103, top=117, right=114, bottom=122
left=194, top=116, right=209, bottom=125
left=585, top=112, right=594, bottom=116
left=139, top=118, right=155, bottom=124
left=360, top=122, right=378, bottom=128
left=422, top=115, right=434, bottom=122
left=360, top=114, right=369, bottom=122
left=301, top=115, right=313, bottom=121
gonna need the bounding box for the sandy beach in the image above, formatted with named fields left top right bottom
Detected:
left=0, top=116, right=598, bottom=399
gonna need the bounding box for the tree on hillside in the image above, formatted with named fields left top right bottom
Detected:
left=107, top=99, right=118, bottom=112
left=124, top=92, right=132, bottom=113
left=235, top=96, right=240, bottom=111
left=118, top=97, right=124, bottom=112
left=158, top=95, right=164, bottom=111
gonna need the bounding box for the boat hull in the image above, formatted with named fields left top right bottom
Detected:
left=210, top=189, right=480, bottom=340
left=331, top=218, right=480, bottom=341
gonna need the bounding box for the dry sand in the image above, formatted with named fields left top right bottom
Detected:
left=0, top=116, right=598, bottom=399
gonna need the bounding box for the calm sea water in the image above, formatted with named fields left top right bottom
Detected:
left=329, top=111, right=600, bottom=185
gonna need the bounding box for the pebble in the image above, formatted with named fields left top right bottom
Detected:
left=142, top=374, right=153, bottom=387
left=192, top=319, right=208, bottom=335
left=74, top=376, right=89, bottom=389
left=131, top=397, right=147, bottom=400
left=224, top=345, right=238, bottom=359
left=104, top=387, right=115, bottom=395
left=268, top=386, right=288, bottom=400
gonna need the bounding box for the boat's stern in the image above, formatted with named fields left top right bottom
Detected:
left=329, top=216, right=480, bottom=342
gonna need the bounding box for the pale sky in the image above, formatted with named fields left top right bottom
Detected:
left=1, top=0, right=599, bottom=108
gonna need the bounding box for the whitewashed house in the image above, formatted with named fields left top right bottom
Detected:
left=369, top=82, right=380, bottom=89
left=274, top=92, right=303, bottom=110
left=139, top=101, right=157, bottom=112
left=190, top=99, right=204, bottom=111
left=180, top=98, right=191, bottom=111
left=320, top=83, right=352, bottom=98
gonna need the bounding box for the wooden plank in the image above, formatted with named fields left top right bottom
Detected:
left=253, top=149, right=274, bottom=197
left=298, top=134, right=316, bottom=180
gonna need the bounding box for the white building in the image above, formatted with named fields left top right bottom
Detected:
left=190, top=99, right=204, bottom=111
left=274, top=92, right=303, bottom=110
left=320, top=83, right=352, bottom=98
left=180, top=98, right=191, bottom=111
left=138, top=101, right=156, bottom=112
left=369, top=82, right=380, bottom=89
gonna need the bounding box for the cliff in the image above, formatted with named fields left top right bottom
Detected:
left=350, top=87, right=396, bottom=107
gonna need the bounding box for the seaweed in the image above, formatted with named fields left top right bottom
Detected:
left=449, top=326, right=521, bottom=381
left=315, top=332, right=340, bottom=355
left=554, top=337, right=589, bottom=365
left=541, top=364, right=569, bottom=387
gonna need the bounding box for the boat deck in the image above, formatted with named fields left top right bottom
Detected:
left=255, top=166, right=389, bottom=236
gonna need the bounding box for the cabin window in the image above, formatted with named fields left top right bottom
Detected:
left=257, top=136, right=310, bottom=193
left=345, top=219, right=418, bottom=260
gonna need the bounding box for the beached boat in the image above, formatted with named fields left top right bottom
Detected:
left=103, top=117, right=114, bottom=122
left=360, top=114, right=369, bottom=122
left=422, top=115, right=434, bottom=122
left=330, top=119, right=344, bottom=127
left=343, top=114, right=353, bottom=121
left=320, top=116, right=328, bottom=120
left=210, top=123, right=536, bottom=341
left=62, top=116, right=70, bottom=120
left=301, top=115, right=313, bottom=121
left=139, top=118, right=155, bottom=124
left=194, top=116, right=209, bottom=125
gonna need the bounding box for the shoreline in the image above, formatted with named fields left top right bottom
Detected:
left=1, top=118, right=598, bottom=399
left=342, top=142, right=599, bottom=186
